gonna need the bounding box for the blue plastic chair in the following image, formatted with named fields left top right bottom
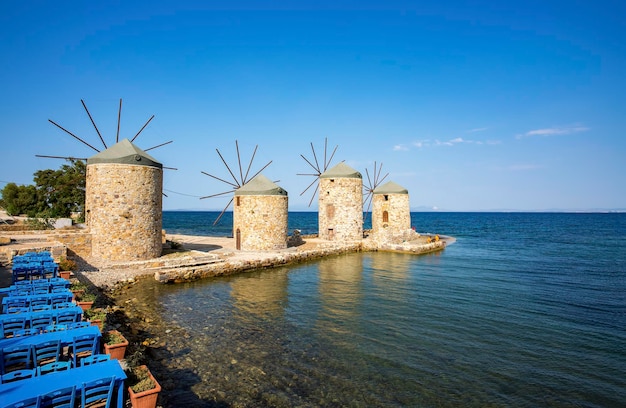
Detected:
left=3, top=395, right=41, bottom=408
left=49, top=294, right=72, bottom=307
left=29, top=295, right=49, bottom=308
left=32, top=285, right=50, bottom=295
left=4, top=298, right=27, bottom=313
left=55, top=310, right=80, bottom=325
left=14, top=328, right=41, bottom=337
left=80, top=354, right=110, bottom=366
left=1, top=368, right=36, bottom=383
left=44, top=324, right=67, bottom=332
left=37, top=361, right=72, bottom=376
left=52, top=301, right=74, bottom=310
left=32, top=339, right=62, bottom=367
left=31, top=304, right=53, bottom=312
left=66, top=321, right=90, bottom=329
left=70, top=333, right=99, bottom=366
left=40, top=385, right=76, bottom=408
left=30, top=312, right=54, bottom=332
left=0, top=316, right=27, bottom=338
left=0, top=344, right=32, bottom=375
left=81, top=377, right=115, bottom=408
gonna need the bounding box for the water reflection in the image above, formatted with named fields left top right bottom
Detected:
left=231, top=270, right=289, bottom=319
left=114, top=244, right=626, bottom=408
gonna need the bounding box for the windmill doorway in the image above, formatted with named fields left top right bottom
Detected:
left=236, top=228, right=241, bottom=250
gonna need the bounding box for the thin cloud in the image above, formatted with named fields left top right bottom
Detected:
left=517, top=125, right=589, bottom=139
left=393, top=144, right=409, bottom=151
left=402, top=136, right=497, bottom=150
left=468, top=127, right=488, bottom=133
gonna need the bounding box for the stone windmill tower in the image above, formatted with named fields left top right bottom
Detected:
left=233, top=174, right=288, bottom=251
left=318, top=162, right=363, bottom=241
left=86, top=139, right=163, bottom=261
left=371, top=181, right=411, bottom=241
left=43, top=99, right=172, bottom=261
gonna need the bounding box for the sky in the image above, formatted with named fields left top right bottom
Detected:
left=1, top=1, right=625, bottom=212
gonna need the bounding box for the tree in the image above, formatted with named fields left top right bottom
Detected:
left=0, top=183, right=40, bottom=216
left=1, top=160, right=86, bottom=220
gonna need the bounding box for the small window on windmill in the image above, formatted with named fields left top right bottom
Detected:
left=383, top=211, right=389, bottom=223
left=330, top=179, right=335, bottom=182
left=384, top=195, right=389, bottom=201
left=236, top=196, right=241, bottom=206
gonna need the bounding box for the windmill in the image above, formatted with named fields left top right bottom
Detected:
left=362, top=161, right=389, bottom=225
left=39, top=98, right=174, bottom=161
left=297, top=137, right=340, bottom=207
left=200, top=140, right=273, bottom=225
left=40, top=99, right=173, bottom=261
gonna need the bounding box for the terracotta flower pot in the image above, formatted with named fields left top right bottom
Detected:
left=59, top=271, right=72, bottom=280
left=103, top=330, right=129, bottom=360
left=128, top=365, right=161, bottom=408
left=76, top=300, right=93, bottom=311
left=90, top=319, right=103, bottom=330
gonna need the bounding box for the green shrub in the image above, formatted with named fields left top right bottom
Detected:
left=59, top=257, right=77, bottom=271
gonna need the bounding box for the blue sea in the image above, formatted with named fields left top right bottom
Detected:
left=144, top=211, right=626, bottom=407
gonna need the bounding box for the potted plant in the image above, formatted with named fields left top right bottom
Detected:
left=75, top=291, right=96, bottom=311
left=70, top=281, right=87, bottom=300
left=84, top=308, right=107, bottom=330
left=58, top=257, right=76, bottom=280
left=103, top=329, right=129, bottom=360
left=127, top=365, right=161, bottom=408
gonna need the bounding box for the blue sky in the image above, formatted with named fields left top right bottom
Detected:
left=1, top=1, right=624, bottom=211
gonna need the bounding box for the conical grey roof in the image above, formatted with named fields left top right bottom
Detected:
left=373, top=181, right=408, bottom=194
left=235, top=174, right=287, bottom=196
left=87, top=139, right=162, bottom=169
left=320, top=162, right=362, bottom=179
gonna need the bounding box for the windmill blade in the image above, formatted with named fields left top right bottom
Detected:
left=307, top=183, right=320, bottom=207
left=131, top=115, right=155, bottom=142
left=300, top=154, right=321, bottom=174
left=116, top=98, right=122, bottom=143
left=48, top=120, right=101, bottom=153
left=242, top=144, right=259, bottom=184
left=143, top=140, right=173, bottom=152
left=365, top=167, right=373, bottom=191
left=377, top=172, right=389, bottom=187
left=309, top=142, right=321, bottom=173
left=36, top=154, right=88, bottom=161
left=235, top=140, right=245, bottom=185
left=363, top=191, right=374, bottom=224
left=81, top=99, right=107, bottom=149
left=199, top=189, right=235, bottom=200
left=246, top=160, right=272, bottom=184
left=213, top=197, right=234, bottom=226
left=201, top=171, right=239, bottom=189
left=215, top=148, right=242, bottom=187
left=299, top=177, right=319, bottom=196
left=325, top=144, right=339, bottom=171
left=163, top=166, right=178, bottom=170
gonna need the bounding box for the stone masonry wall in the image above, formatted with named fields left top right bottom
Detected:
left=48, top=231, right=92, bottom=258
left=233, top=195, right=288, bottom=250
left=86, top=163, right=162, bottom=261
left=319, top=177, right=363, bottom=241
left=372, top=193, right=411, bottom=240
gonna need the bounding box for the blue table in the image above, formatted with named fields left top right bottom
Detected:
left=0, top=279, right=70, bottom=295
left=0, top=325, right=101, bottom=351
left=0, top=359, right=127, bottom=407
left=1, top=292, right=73, bottom=313
left=0, top=306, right=83, bottom=328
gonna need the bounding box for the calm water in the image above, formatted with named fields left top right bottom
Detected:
left=141, top=212, right=626, bottom=407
